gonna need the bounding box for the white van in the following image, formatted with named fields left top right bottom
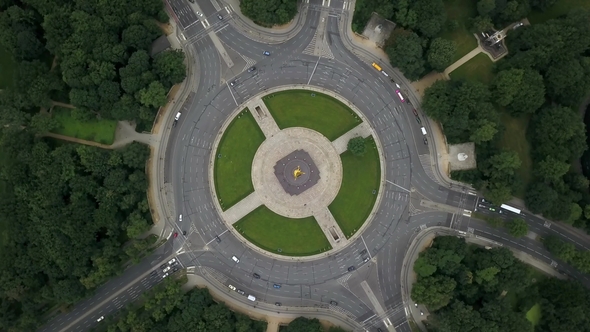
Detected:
left=420, top=127, right=427, bottom=135
left=247, top=295, right=256, bottom=301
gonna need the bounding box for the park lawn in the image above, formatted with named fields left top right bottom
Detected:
left=234, top=206, right=332, bottom=256
left=439, top=0, right=478, bottom=63
left=329, top=137, right=380, bottom=238
left=528, top=0, right=590, bottom=24
left=497, top=113, right=533, bottom=198
left=214, top=109, right=266, bottom=211
left=526, top=303, right=542, bottom=327
left=0, top=46, right=17, bottom=89
left=448, top=53, right=495, bottom=84
left=51, top=106, right=117, bottom=145
left=263, top=90, right=361, bottom=141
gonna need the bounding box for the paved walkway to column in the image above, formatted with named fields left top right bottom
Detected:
left=442, top=46, right=483, bottom=78
left=246, top=97, right=281, bottom=138
left=331, top=122, right=373, bottom=154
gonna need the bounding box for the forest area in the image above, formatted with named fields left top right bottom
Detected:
left=0, top=0, right=186, bottom=330
left=412, top=236, right=590, bottom=331
left=353, top=0, right=590, bottom=231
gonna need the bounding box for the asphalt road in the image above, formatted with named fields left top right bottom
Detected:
left=37, top=0, right=590, bottom=331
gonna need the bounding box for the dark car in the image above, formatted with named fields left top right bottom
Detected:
left=273, top=284, right=281, bottom=289
left=215, top=236, right=221, bottom=243
left=160, top=263, right=167, bottom=269
left=217, top=14, right=223, bottom=20
left=423, top=137, right=428, bottom=145
left=412, top=109, right=418, bottom=116
left=237, top=289, right=245, bottom=295
left=415, top=116, right=421, bottom=124
left=347, top=266, right=355, bottom=272
left=253, top=273, right=260, bottom=279
left=182, top=230, right=187, bottom=235
left=330, top=300, right=338, bottom=305
left=248, top=66, right=256, bottom=72
left=172, top=267, right=179, bottom=273
left=150, top=270, right=158, bottom=276
left=275, top=302, right=281, bottom=306
left=360, top=249, right=367, bottom=256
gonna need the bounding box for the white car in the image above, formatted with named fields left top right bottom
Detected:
left=228, top=284, right=236, bottom=291
left=97, top=316, right=104, bottom=322
left=163, top=266, right=171, bottom=273
left=232, top=255, right=240, bottom=263
left=168, top=258, right=177, bottom=265
left=162, top=273, right=169, bottom=278
left=179, top=214, right=182, bottom=222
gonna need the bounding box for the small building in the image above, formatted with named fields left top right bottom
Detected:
left=150, top=35, right=171, bottom=57
left=361, top=12, right=396, bottom=48
left=448, top=142, right=477, bottom=171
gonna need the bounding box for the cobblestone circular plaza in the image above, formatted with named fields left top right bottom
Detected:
left=252, top=127, right=343, bottom=219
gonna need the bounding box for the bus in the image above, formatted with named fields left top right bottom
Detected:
left=500, top=204, right=521, bottom=214
left=372, top=62, right=382, bottom=71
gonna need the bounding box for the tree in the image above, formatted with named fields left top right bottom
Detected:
left=530, top=0, right=558, bottom=11
left=422, top=80, right=453, bottom=123
left=477, top=0, right=496, bottom=16
left=410, top=0, right=446, bottom=37
left=284, top=317, right=323, bottom=332
left=544, top=57, right=590, bottom=107
left=427, top=38, right=456, bottom=72
left=535, top=155, right=570, bottom=182
left=411, top=275, right=456, bottom=310
left=121, top=24, right=158, bottom=51
left=347, top=137, right=366, bottom=156
left=469, top=120, right=497, bottom=144
left=240, top=0, right=298, bottom=26
left=137, top=81, right=167, bottom=108
left=507, top=218, right=528, bottom=237
left=414, top=256, right=437, bottom=277
left=152, top=50, right=186, bottom=87
left=531, top=105, right=587, bottom=162
left=543, top=236, right=576, bottom=262
left=525, top=181, right=557, bottom=214
left=470, top=15, right=494, bottom=32
left=490, top=68, right=545, bottom=115
left=481, top=150, right=521, bottom=180
left=385, top=29, right=425, bottom=81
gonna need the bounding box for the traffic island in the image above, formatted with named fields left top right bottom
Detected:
left=209, top=86, right=386, bottom=260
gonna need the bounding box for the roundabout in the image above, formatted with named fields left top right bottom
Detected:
left=211, top=88, right=384, bottom=257
left=166, top=7, right=425, bottom=330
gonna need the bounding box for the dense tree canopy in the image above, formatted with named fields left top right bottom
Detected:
left=413, top=236, right=590, bottom=332
left=0, top=0, right=186, bottom=329
left=427, top=38, right=456, bottom=72
left=102, top=279, right=267, bottom=332
left=385, top=29, right=425, bottom=81
left=0, top=0, right=186, bottom=131
left=0, top=130, right=151, bottom=330
left=240, top=0, right=298, bottom=27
